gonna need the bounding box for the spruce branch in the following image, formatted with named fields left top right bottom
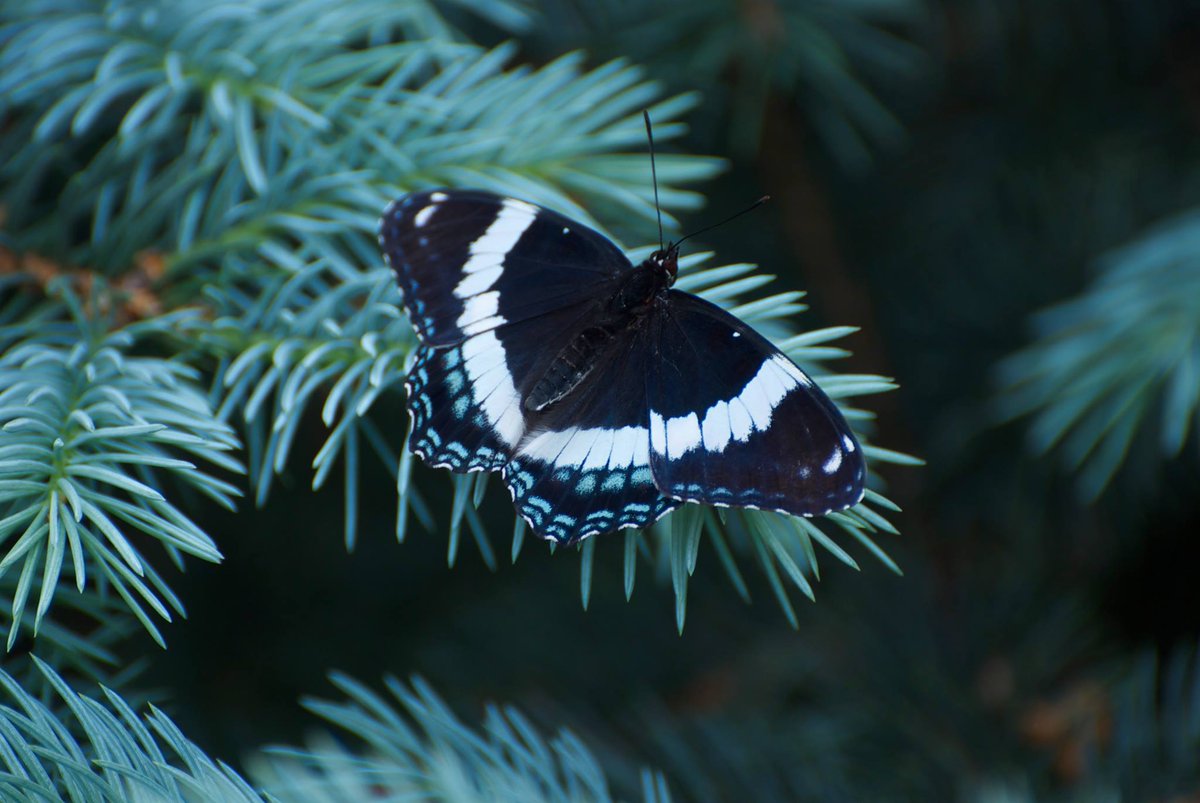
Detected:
left=253, top=673, right=674, bottom=803
left=963, top=641, right=1200, bottom=802
left=0, top=657, right=267, bottom=801
left=204, top=263, right=423, bottom=551
left=527, top=0, right=928, bottom=167
left=1, top=0, right=908, bottom=631
left=0, top=582, right=141, bottom=706
left=0, top=0, right=537, bottom=273
left=0, top=282, right=240, bottom=647
left=1104, top=640, right=1200, bottom=797
left=1, top=0, right=718, bottom=632
left=997, top=209, right=1200, bottom=500
left=0, top=658, right=671, bottom=803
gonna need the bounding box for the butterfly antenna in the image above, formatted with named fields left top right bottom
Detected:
left=674, top=195, right=771, bottom=249
left=644, top=110, right=665, bottom=251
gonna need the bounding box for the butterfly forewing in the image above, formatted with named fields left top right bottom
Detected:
left=647, top=291, right=866, bottom=517
left=380, top=190, right=629, bottom=346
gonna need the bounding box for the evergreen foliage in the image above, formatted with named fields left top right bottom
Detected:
left=998, top=209, right=1200, bottom=500
left=0, top=0, right=904, bottom=796
left=0, top=281, right=238, bottom=646
left=0, top=658, right=265, bottom=802
left=0, top=0, right=1196, bottom=800
left=1102, top=640, right=1200, bottom=798
left=254, top=673, right=673, bottom=803
left=1, top=0, right=905, bottom=648
left=0, top=659, right=657, bottom=803
left=527, top=0, right=927, bottom=165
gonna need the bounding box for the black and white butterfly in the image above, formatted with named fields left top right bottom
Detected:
left=378, top=189, right=866, bottom=545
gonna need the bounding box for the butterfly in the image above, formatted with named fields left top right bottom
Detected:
left=378, top=189, right=866, bottom=545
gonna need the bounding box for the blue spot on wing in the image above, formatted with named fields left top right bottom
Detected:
left=502, top=451, right=676, bottom=545
left=405, top=344, right=509, bottom=472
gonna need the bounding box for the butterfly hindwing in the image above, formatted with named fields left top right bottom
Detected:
left=502, top=325, right=677, bottom=544
left=647, top=291, right=866, bottom=517
left=379, top=190, right=630, bottom=346
left=405, top=343, right=512, bottom=472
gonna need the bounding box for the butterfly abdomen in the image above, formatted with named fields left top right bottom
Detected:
left=525, top=324, right=620, bottom=412
left=523, top=259, right=670, bottom=413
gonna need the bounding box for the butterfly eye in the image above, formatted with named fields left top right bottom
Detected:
left=661, top=247, right=679, bottom=280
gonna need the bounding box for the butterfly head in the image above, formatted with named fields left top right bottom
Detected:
left=648, top=243, right=680, bottom=285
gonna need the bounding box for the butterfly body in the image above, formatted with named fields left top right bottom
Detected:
left=526, top=249, right=677, bottom=412
left=379, top=189, right=865, bottom=544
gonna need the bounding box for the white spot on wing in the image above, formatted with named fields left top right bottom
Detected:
left=701, top=400, right=731, bottom=452
left=686, top=355, right=812, bottom=454
left=448, top=199, right=537, bottom=334
left=557, top=429, right=595, bottom=468
left=631, top=429, right=650, bottom=467
left=607, top=427, right=640, bottom=469
left=842, top=434, right=856, bottom=452
left=462, top=201, right=536, bottom=277
left=597, top=424, right=628, bottom=470
left=506, top=199, right=538, bottom=215
left=763, top=358, right=796, bottom=399
left=822, top=448, right=843, bottom=474
left=461, top=331, right=524, bottom=446
left=650, top=412, right=667, bottom=456
left=517, top=425, right=649, bottom=470
left=776, top=356, right=813, bottom=387
left=461, top=317, right=506, bottom=336
left=454, top=266, right=503, bottom=298
left=414, top=205, right=436, bottom=227
left=430, top=191, right=448, bottom=202
left=665, top=412, right=702, bottom=458
left=457, top=291, right=499, bottom=329
left=741, top=376, right=774, bottom=432
left=522, top=429, right=571, bottom=463
left=728, top=398, right=753, bottom=442
left=581, top=429, right=615, bottom=470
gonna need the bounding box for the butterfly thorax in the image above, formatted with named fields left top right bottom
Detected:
left=609, top=247, right=678, bottom=313
left=523, top=247, right=679, bottom=412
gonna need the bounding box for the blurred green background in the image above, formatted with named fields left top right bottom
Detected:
left=2, top=0, right=1199, bottom=800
